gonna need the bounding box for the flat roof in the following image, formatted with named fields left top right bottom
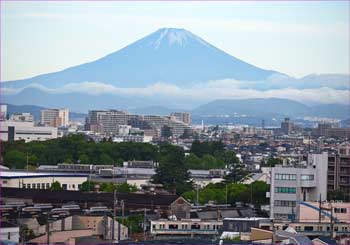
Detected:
left=224, top=217, right=270, bottom=221
left=0, top=171, right=88, bottom=179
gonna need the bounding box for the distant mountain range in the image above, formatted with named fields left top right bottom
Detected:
left=2, top=28, right=349, bottom=111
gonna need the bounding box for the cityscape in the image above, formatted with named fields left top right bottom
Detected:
left=0, top=1, right=349, bottom=245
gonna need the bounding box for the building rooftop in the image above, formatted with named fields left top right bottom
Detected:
left=0, top=171, right=88, bottom=179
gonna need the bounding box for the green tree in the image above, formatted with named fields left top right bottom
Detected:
left=184, top=154, right=201, bottom=169
left=251, top=181, right=270, bottom=206
left=153, top=145, right=192, bottom=194
left=225, top=162, right=251, bottom=184
left=50, top=181, right=63, bottom=191
left=263, top=157, right=283, bottom=167
left=99, top=153, right=113, bottom=164
left=79, top=154, right=90, bottom=164
left=3, top=150, right=27, bottom=169
left=79, top=181, right=97, bottom=192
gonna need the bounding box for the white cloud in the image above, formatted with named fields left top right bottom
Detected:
left=3, top=81, right=348, bottom=105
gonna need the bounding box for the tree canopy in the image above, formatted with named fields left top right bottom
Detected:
left=152, top=144, right=193, bottom=195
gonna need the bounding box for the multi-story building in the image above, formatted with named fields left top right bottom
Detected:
left=268, top=153, right=328, bottom=221
left=327, top=143, right=350, bottom=200
left=9, top=112, right=34, bottom=122
left=281, top=118, right=294, bottom=135
left=170, top=112, right=191, bottom=125
left=0, top=104, right=8, bottom=121
left=0, top=121, right=58, bottom=142
left=40, top=108, right=69, bottom=127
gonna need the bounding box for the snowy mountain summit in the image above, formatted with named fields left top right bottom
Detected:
left=140, top=28, right=212, bottom=49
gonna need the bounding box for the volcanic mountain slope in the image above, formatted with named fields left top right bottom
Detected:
left=3, top=28, right=279, bottom=89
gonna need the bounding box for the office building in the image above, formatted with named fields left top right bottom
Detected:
left=0, top=121, right=58, bottom=142
left=40, top=108, right=69, bottom=127
left=268, top=153, right=328, bottom=221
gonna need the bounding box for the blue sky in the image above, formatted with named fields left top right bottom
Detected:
left=1, top=1, right=349, bottom=81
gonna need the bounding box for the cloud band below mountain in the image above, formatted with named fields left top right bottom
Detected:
left=2, top=80, right=349, bottom=106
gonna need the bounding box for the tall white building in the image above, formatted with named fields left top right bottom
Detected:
left=268, top=152, right=328, bottom=221
left=41, top=108, right=69, bottom=127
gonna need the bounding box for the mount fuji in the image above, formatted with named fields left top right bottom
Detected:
left=3, top=28, right=280, bottom=89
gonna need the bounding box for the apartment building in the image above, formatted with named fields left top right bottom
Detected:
left=40, top=108, right=69, bottom=127
left=268, top=153, right=328, bottom=221
left=170, top=112, right=191, bottom=125
left=328, top=143, right=350, bottom=200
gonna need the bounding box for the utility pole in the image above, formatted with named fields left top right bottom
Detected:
left=121, top=200, right=125, bottom=217
left=143, top=208, right=147, bottom=241
left=225, top=184, right=228, bottom=207
left=318, top=194, right=322, bottom=229
left=196, top=185, right=199, bottom=205
left=112, top=190, right=117, bottom=241
left=330, top=203, right=334, bottom=238
left=46, top=211, right=50, bottom=245
left=26, top=152, right=29, bottom=174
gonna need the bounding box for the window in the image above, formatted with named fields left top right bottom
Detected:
left=46, top=183, right=50, bottom=189
left=301, top=175, right=314, bottom=181
left=334, top=208, right=346, bottom=213
left=274, top=200, right=296, bottom=207
left=32, top=183, right=36, bottom=189
left=62, top=184, right=67, bottom=190
left=304, top=226, right=314, bottom=231
left=37, top=183, right=40, bottom=189
left=169, top=224, right=178, bottom=229
left=41, top=183, right=45, bottom=189
left=8, top=232, right=10, bottom=240
left=27, top=184, right=31, bottom=189
left=275, top=174, right=296, bottom=180
left=72, top=184, right=75, bottom=189
left=275, top=187, right=296, bottom=193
